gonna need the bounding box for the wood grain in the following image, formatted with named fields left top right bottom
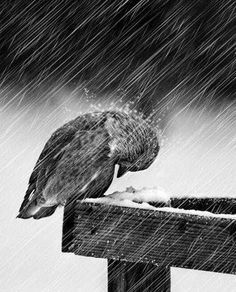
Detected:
left=62, top=201, right=236, bottom=275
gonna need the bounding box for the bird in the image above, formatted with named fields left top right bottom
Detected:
left=17, top=110, right=160, bottom=219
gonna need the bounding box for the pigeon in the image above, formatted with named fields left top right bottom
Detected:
left=17, top=110, right=160, bottom=219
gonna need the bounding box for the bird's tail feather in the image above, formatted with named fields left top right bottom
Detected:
left=33, top=206, right=58, bottom=219
left=17, top=198, right=58, bottom=219
left=17, top=199, right=41, bottom=219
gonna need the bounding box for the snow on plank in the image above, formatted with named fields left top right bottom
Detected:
left=62, top=200, right=236, bottom=275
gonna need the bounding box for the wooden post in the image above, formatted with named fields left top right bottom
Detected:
left=108, top=260, right=170, bottom=292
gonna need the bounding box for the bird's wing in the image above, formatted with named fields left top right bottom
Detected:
left=18, top=112, right=111, bottom=216
left=18, top=112, right=108, bottom=213
left=18, top=124, right=78, bottom=213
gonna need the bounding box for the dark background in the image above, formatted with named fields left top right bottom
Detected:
left=0, top=0, right=235, bottom=114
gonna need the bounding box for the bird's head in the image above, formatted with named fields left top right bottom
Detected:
left=116, top=123, right=160, bottom=178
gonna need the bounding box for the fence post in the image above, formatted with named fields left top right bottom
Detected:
left=108, top=260, right=170, bottom=292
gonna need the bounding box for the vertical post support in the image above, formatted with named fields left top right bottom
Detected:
left=108, top=260, right=170, bottom=292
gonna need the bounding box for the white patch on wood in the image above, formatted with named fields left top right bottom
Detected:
left=84, top=187, right=236, bottom=220
left=107, top=186, right=170, bottom=203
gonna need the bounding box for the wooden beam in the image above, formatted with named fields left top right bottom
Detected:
left=62, top=201, right=236, bottom=275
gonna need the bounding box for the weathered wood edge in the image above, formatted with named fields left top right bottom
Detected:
left=62, top=200, right=236, bottom=275
left=62, top=198, right=77, bottom=252
left=170, top=197, right=236, bottom=214
left=74, top=200, right=236, bottom=224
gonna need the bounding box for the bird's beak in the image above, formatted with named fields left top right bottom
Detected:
left=117, top=165, right=128, bottom=178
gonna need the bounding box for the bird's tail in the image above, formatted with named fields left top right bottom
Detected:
left=33, top=206, right=58, bottom=219
left=17, top=198, right=41, bottom=219
left=17, top=196, right=58, bottom=219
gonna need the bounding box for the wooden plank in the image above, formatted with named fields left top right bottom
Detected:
left=62, top=201, right=236, bottom=274
left=108, top=260, right=170, bottom=292
left=170, top=198, right=236, bottom=214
